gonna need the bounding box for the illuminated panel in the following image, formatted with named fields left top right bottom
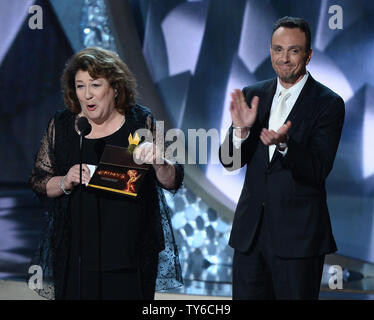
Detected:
left=0, top=0, right=35, bottom=65
left=0, top=198, right=28, bottom=264
left=161, top=1, right=208, bottom=76
left=80, top=0, right=116, bottom=51
left=165, top=187, right=233, bottom=286
left=132, top=0, right=374, bottom=265
left=307, top=50, right=353, bottom=102
left=314, top=0, right=364, bottom=52
left=238, top=0, right=276, bottom=73
left=206, top=55, right=257, bottom=204
left=363, top=85, right=374, bottom=178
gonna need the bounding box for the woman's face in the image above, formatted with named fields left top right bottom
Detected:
left=75, top=70, right=116, bottom=123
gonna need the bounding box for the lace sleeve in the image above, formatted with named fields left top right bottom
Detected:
left=145, top=114, right=184, bottom=192
left=30, top=117, right=56, bottom=197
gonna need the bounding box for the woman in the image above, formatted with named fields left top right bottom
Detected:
left=29, top=47, right=183, bottom=300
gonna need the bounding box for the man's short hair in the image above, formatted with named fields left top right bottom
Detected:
left=272, top=16, right=312, bottom=52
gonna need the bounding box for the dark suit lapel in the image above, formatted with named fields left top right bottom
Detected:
left=285, top=76, right=317, bottom=136
left=258, top=79, right=277, bottom=125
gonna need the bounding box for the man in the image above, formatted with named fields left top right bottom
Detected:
left=219, top=16, right=345, bottom=299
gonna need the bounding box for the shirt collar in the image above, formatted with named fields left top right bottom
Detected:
left=275, top=71, right=309, bottom=100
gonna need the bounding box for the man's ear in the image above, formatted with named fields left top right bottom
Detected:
left=306, top=48, right=313, bottom=65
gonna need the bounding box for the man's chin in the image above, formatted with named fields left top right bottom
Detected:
left=278, top=73, right=298, bottom=84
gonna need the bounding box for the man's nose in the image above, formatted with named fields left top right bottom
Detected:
left=280, top=50, right=290, bottom=63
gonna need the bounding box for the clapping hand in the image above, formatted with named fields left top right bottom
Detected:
left=260, top=121, right=292, bottom=147
left=230, top=89, right=259, bottom=138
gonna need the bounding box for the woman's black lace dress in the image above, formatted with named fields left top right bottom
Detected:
left=28, top=104, right=183, bottom=299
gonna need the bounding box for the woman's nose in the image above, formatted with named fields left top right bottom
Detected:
left=85, top=87, right=93, bottom=99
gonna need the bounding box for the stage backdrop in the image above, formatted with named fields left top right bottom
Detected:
left=0, top=0, right=373, bottom=271
left=129, top=0, right=374, bottom=263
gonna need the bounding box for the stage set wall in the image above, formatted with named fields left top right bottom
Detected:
left=0, top=0, right=373, bottom=285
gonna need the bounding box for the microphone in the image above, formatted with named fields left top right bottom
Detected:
left=77, top=116, right=92, bottom=136
left=77, top=116, right=91, bottom=185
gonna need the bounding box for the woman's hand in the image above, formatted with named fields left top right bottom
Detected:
left=133, top=142, right=177, bottom=189
left=133, top=142, right=164, bottom=166
left=63, top=164, right=91, bottom=190
left=46, top=164, right=91, bottom=198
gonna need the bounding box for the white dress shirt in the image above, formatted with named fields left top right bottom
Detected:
left=233, top=72, right=310, bottom=156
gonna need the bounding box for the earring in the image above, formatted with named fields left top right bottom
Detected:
left=115, top=89, right=118, bottom=98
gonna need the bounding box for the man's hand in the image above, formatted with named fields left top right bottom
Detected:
left=260, top=121, right=292, bottom=148
left=230, top=89, right=259, bottom=138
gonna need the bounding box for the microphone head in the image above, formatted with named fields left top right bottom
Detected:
left=77, top=116, right=92, bottom=136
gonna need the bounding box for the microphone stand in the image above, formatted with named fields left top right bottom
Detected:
left=76, top=117, right=91, bottom=300
left=78, top=133, right=83, bottom=300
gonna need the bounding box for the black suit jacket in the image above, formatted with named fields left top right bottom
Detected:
left=219, top=74, right=345, bottom=258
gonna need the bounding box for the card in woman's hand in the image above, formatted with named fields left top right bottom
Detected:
left=87, top=144, right=149, bottom=197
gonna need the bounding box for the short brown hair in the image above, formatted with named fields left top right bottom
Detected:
left=272, top=16, right=312, bottom=52
left=61, top=47, right=137, bottom=114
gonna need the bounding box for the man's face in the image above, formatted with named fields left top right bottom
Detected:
left=270, top=27, right=312, bottom=87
